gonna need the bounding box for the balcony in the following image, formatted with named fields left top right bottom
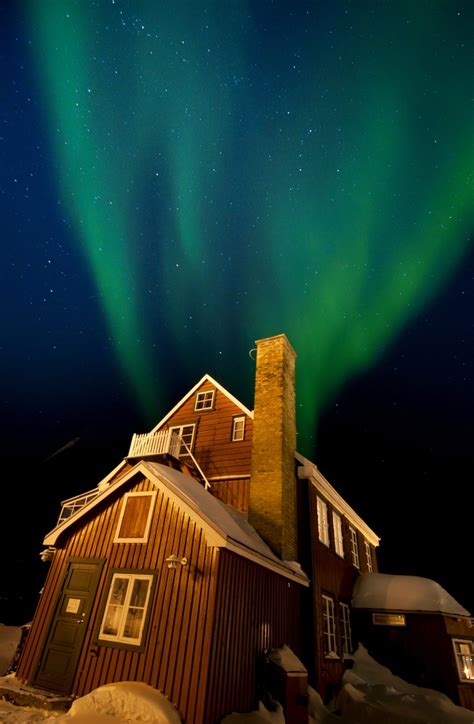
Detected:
left=127, top=429, right=182, bottom=460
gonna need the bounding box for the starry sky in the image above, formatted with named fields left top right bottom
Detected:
left=1, top=0, right=473, bottom=623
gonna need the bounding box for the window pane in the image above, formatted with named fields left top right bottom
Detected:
left=123, top=608, right=144, bottom=639
left=130, top=578, right=150, bottom=607
left=110, top=577, right=129, bottom=605
left=102, top=605, right=122, bottom=636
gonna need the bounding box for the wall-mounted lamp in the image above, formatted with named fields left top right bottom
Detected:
left=165, top=554, right=188, bottom=570
left=39, top=547, right=56, bottom=563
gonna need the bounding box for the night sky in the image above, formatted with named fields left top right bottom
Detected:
left=1, top=1, right=473, bottom=624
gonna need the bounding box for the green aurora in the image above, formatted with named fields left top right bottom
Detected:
left=27, top=1, right=473, bottom=452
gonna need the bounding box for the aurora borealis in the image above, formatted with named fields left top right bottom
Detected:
left=1, top=1, right=473, bottom=620
left=20, top=0, right=474, bottom=449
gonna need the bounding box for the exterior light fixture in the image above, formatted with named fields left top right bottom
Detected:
left=39, top=547, right=56, bottom=562
left=165, top=554, right=188, bottom=569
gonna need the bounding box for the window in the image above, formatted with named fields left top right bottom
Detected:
left=322, top=595, right=337, bottom=657
left=452, top=639, right=474, bottom=682
left=332, top=511, right=344, bottom=557
left=114, top=492, right=156, bottom=543
left=99, top=573, right=153, bottom=646
left=194, top=389, right=215, bottom=411
left=169, top=424, right=196, bottom=456
left=232, top=416, right=246, bottom=441
left=317, top=496, right=330, bottom=546
left=364, top=540, right=373, bottom=572
left=340, top=603, right=352, bottom=656
left=349, top=526, right=360, bottom=568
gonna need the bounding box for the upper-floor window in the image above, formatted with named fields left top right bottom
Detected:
left=317, top=496, right=329, bottom=547
left=340, top=602, right=352, bottom=656
left=349, top=526, right=360, bottom=568
left=114, top=491, right=156, bottom=543
left=194, top=389, right=215, bottom=411
left=232, top=416, right=246, bottom=441
left=99, top=572, right=153, bottom=647
left=332, top=511, right=344, bottom=557
left=169, top=424, right=196, bottom=456
left=322, top=594, right=337, bottom=657
left=452, top=639, right=474, bottom=682
left=364, top=540, right=373, bottom=572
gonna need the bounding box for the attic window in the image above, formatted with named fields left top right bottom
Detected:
left=114, top=491, right=156, bottom=543
left=232, top=416, right=246, bottom=441
left=99, top=572, right=153, bottom=646
left=452, top=639, right=474, bottom=682
left=195, top=389, right=215, bottom=411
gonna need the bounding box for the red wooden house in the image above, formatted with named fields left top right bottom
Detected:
left=16, top=334, right=380, bottom=721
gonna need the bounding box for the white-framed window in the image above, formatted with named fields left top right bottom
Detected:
left=332, top=511, right=344, bottom=557
left=340, top=602, right=352, bottom=656
left=169, top=424, right=196, bottom=456
left=194, top=389, right=215, bottom=411
left=364, top=540, right=373, bottom=572
left=114, top=491, right=156, bottom=543
left=322, top=594, right=337, bottom=657
left=349, top=526, right=360, bottom=568
left=452, top=639, right=474, bottom=682
left=99, top=573, right=153, bottom=646
left=232, top=416, right=246, bottom=441
left=317, top=496, right=330, bottom=546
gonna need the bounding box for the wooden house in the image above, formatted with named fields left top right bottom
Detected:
left=16, top=334, right=380, bottom=721
left=351, top=573, right=474, bottom=711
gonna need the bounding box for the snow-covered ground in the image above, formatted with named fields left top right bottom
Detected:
left=0, top=628, right=472, bottom=722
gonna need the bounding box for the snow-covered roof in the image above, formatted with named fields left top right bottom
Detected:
left=44, top=461, right=308, bottom=586
left=352, top=572, right=471, bottom=616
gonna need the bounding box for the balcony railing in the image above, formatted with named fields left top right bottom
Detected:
left=58, top=488, right=100, bottom=526
left=127, top=429, right=182, bottom=460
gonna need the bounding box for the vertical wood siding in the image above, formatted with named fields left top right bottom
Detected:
left=17, top=475, right=219, bottom=723
left=204, top=550, right=302, bottom=724
left=208, top=477, right=250, bottom=511
left=163, top=383, right=254, bottom=479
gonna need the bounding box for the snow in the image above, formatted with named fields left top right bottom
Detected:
left=0, top=626, right=22, bottom=676
left=306, top=645, right=473, bottom=724
left=268, top=645, right=307, bottom=673
left=221, top=700, right=285, bottom=723
left=352, top=573, right=471, bottom=616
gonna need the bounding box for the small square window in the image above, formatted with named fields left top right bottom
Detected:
left=232, top=416, right=246, bottom=441
left=99, top=573, right=153, bottom=646
left=195, top=390, right=215, bottom=411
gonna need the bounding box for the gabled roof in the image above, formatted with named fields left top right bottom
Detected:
left=44, top=460, right=308, bottom=586
left=296, top=452, right=380, bottom=547
left=150, top=374, right=253, bottom=433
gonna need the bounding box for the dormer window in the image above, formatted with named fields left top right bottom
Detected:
left=232, top=416, right=246, bottom=441
left=194, top=389, right=215, bottom=411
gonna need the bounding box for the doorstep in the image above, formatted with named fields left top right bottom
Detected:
left=0, top=675, right=72, bottom=712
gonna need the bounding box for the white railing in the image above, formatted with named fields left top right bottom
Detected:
left=128, top=429, right=182, bottom=460
left=58, top=488, right=100, bottom=525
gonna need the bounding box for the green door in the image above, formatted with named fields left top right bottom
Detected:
left=35, top=558, right=103, bottom=694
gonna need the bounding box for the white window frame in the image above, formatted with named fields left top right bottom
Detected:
left=340, top=602, right=352, bottom=657
left=349, top=525, right=360, bottom=568
left=322, top=594, right=337, bottom=658
left=99, top=573, right=153, bottom=646
left=114, top=491, right=156, bottom=543
left=452, top=639, right=474, bottom=682
left=169, top=423, right=196, bottom=456
left=194, top=389, right=215, bottom=411
left=232, top=416, right=246, bottom=441
left=332, top=511, right=344, bottom=557
left=364, top=540, right=373, bottom=572
left=317, top=496, right=330, bottom=547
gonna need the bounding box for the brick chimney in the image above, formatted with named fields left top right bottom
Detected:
left=248, top=334, right=297, bottom=561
